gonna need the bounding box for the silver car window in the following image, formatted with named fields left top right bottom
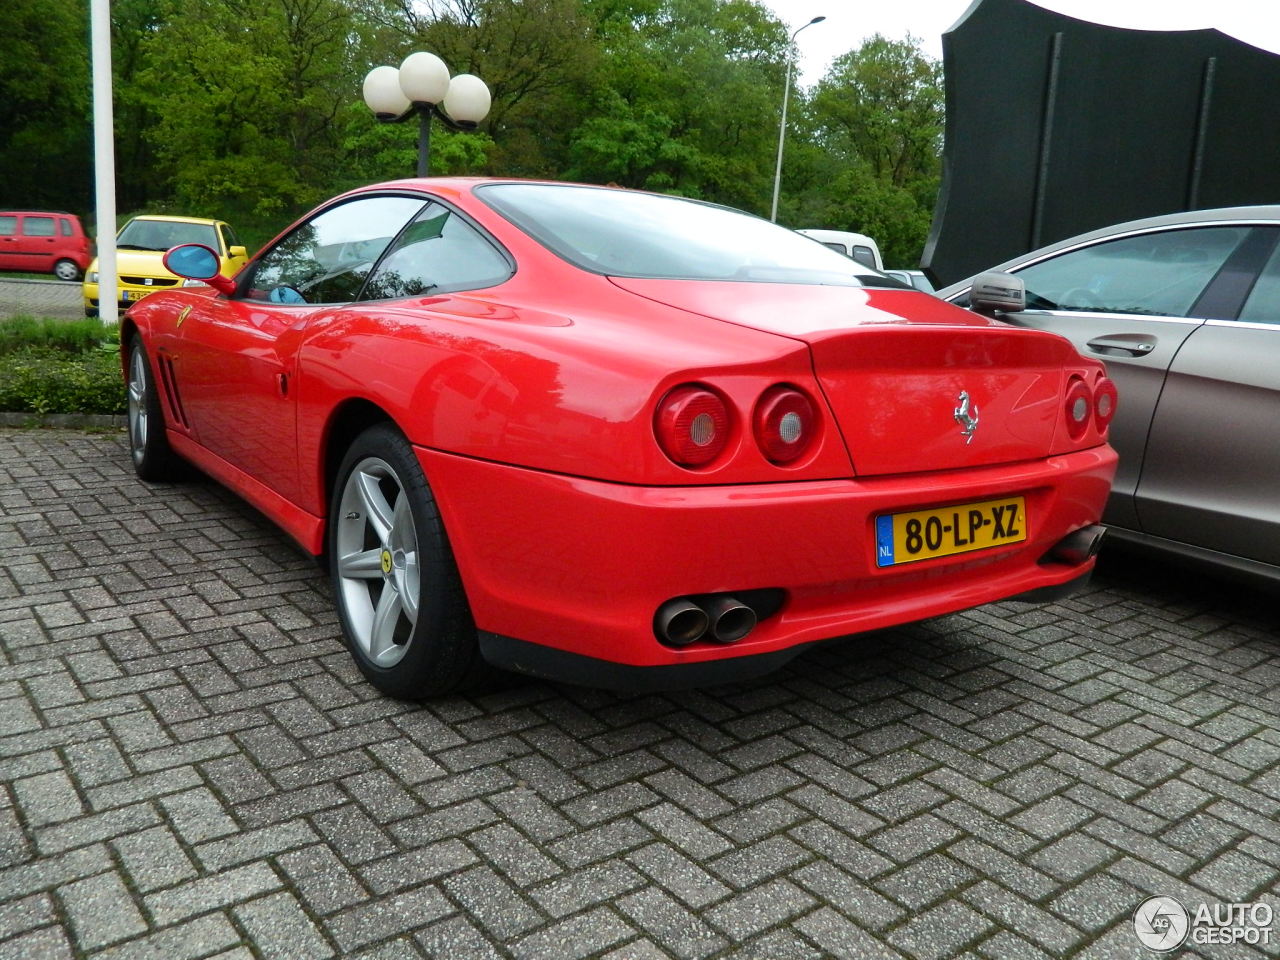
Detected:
left=1015, top=226, right=1250, bottom=317
left=245, top=196, right=426, bottom=305
left=361, top=203, right=511, bottom=300
left=1237, top=240, right=1280, bottom=325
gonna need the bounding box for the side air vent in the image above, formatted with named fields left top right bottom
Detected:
left=157, top=355, right=189, bottom=429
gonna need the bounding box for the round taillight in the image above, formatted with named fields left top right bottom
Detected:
left=655, top=385, right=730, bottom=467
left=754, top=386, right=817, bottom=464
left=1065, top=377, right=1091, bottom=440
left=1093, top=378, right=1118, bottom=433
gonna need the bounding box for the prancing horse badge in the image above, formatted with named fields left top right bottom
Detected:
left=954, top=390, right=979, bottom=444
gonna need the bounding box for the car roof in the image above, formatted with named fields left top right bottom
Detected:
left=937, top=205, right=1280, bottom=297
left=796, top=228, right=878, bottom=246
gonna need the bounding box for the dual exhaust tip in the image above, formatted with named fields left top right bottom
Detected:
left=1044, top=524, right=1106, bottom=566
left=656, top=595, right=757, bottom=647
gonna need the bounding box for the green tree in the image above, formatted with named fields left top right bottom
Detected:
left=813, top=34, right=943, bottom=187
left=136, top=0, right=370, bottom=222
left=801, top=34, right=944, bottom=265
left=566, top=0, right=787, bottom=213
left=0, top=0, right=92, bottom=212
left=361, top=0, right=600, bottom=177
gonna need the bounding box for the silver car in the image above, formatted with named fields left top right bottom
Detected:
left=937, top=206, right=1280, bottom=583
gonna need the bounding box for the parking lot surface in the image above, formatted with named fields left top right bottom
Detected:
left=1, top=427, right=1278, bottom=959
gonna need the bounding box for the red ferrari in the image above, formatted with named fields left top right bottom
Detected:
left=122, top=179, right=1117, bottom=698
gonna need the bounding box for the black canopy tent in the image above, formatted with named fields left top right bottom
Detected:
left=922, top=0, right=1280, bottom=286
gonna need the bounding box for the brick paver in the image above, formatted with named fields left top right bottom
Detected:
left=1, top=427, right=1278, bottom=958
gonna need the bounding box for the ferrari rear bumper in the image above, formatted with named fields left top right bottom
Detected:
left=418, top=445, right=1116, bottom=685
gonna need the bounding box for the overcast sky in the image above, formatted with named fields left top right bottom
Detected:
left=760, top=0, right=1280, bottom=85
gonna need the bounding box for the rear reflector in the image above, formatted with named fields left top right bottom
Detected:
left=1093, top=378, right=1118, bottom=433
left=754, top=386, right=817, bottom=464
left=1065, top=377, right=1091, bottom=441
left=655, top=385, right=730, bottom=467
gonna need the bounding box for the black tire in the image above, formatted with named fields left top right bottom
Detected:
left=328, top=422, right=488, bottom=699
left=126, top=335, right=183, bottom=482
left=54, top=259, right=81, bottom=282
left=85, top=307, right=99, bottom=318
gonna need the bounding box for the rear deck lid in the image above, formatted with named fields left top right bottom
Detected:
left=610, top=279, right=1077, bottom=475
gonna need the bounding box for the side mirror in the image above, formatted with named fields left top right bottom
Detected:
left=163, top=243, right=236, bottom=295
left=229, top=245, right=248, bottom=259
left=969, top=271, right=1025, bottom=316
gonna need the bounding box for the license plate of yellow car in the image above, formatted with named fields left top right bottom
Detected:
left=875, top=496, right=1026, bottom=567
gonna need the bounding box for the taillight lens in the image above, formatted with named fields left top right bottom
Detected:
left=1065, top=376, right=1091, bottom=440
left=754, top=386, right=817, bottom=464
left=1093, top=378, right=1118, bottom=433
left=655, top=385, right=730, bottom=467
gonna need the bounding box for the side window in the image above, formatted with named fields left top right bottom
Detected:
left=851, top=245, right=876, bottom=269
left=360, top=203, right=511, bottom=300
left=821, top=242, right=847, bottom=255
left=244, top=196, right=426, bottom=305
left=24, top=216, right=56, bottom=237
left=1014, top=226, right=1251, bottom=317
left=60, top=218, right=74, bottom=237
left=221, top=224, right=241, bottom=253
left=0, top=217, right=15, bottom=236
left=1237, top=239, right=1280, bottom=325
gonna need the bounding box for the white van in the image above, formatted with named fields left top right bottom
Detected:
left=796, top=229, right=883, bottom=271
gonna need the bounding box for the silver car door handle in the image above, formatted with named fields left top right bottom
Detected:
left=1085, top=335, right=1157, bottom=357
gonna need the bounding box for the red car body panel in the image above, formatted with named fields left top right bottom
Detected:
left=421, top=444, right=1115, bottom=667
left=121, top=178, right=1118, bottom=685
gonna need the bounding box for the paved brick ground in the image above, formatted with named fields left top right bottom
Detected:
left=1, top=427, right=1278, bottom=960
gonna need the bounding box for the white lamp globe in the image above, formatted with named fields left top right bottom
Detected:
left=362, top=66, right=410, bottom=117
left=399, top=52, right=450, bottom=105
left=443, top=74, right=492, bottom=126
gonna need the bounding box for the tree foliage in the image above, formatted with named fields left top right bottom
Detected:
left=0, top=1, right=944, bottom=265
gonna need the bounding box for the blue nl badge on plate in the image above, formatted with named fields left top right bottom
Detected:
left=875, top=514, right=895, bottom=567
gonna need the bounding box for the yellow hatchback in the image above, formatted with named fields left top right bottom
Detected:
left=83, top=215, right=248, bottom=316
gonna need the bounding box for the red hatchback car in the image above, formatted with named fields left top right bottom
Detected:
left=120, top=179, right=1118, bottom=698
left=0, top=210, right=93, bottom=280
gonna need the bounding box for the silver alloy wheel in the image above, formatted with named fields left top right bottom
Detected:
left=334, top=456, right=421, bottom=668
left=54, top=260, right=79, bottom=281
left=127, top=346, right=148, bottom=463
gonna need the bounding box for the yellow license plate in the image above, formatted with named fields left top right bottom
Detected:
left=122, top=290, right=147, bottom=301
left=875, top=496, right=1026, bottom=567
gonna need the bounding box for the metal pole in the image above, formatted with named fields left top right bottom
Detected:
left=770, top=17, right=824, bottom=224
left=417, top=108, right=431, bottom=178
left=90, top=0, right=117, bottom=325
left=770, top=58, right=794, bottom=223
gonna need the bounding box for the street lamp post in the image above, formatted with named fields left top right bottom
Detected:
left=362, top=53, right=492, bottom=177
left=770, top=16, right=825, bottom=223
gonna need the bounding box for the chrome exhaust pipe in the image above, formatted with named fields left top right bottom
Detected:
left=655, top=599, right=710, bottom=646
left=703, top=596, right=757, bottom=643
left=1046, top=524, right=1106, bottom=566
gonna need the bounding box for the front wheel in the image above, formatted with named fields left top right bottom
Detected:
left=126, top=335, right=182, bottom=481
left=329, top=423, right=487, bottom=699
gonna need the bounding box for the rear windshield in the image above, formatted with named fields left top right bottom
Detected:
left=478, top=183, right=897, bottom=287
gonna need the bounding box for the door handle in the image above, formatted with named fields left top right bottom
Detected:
left=1086, top=335, right=1157, bottom=357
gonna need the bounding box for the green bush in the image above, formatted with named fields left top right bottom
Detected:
left=0, top=315, right=118, bottom=354
left=0, top=316, right=124, bottom=415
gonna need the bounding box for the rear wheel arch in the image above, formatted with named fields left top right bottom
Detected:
left=318, top=400, right=399, bottom=558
